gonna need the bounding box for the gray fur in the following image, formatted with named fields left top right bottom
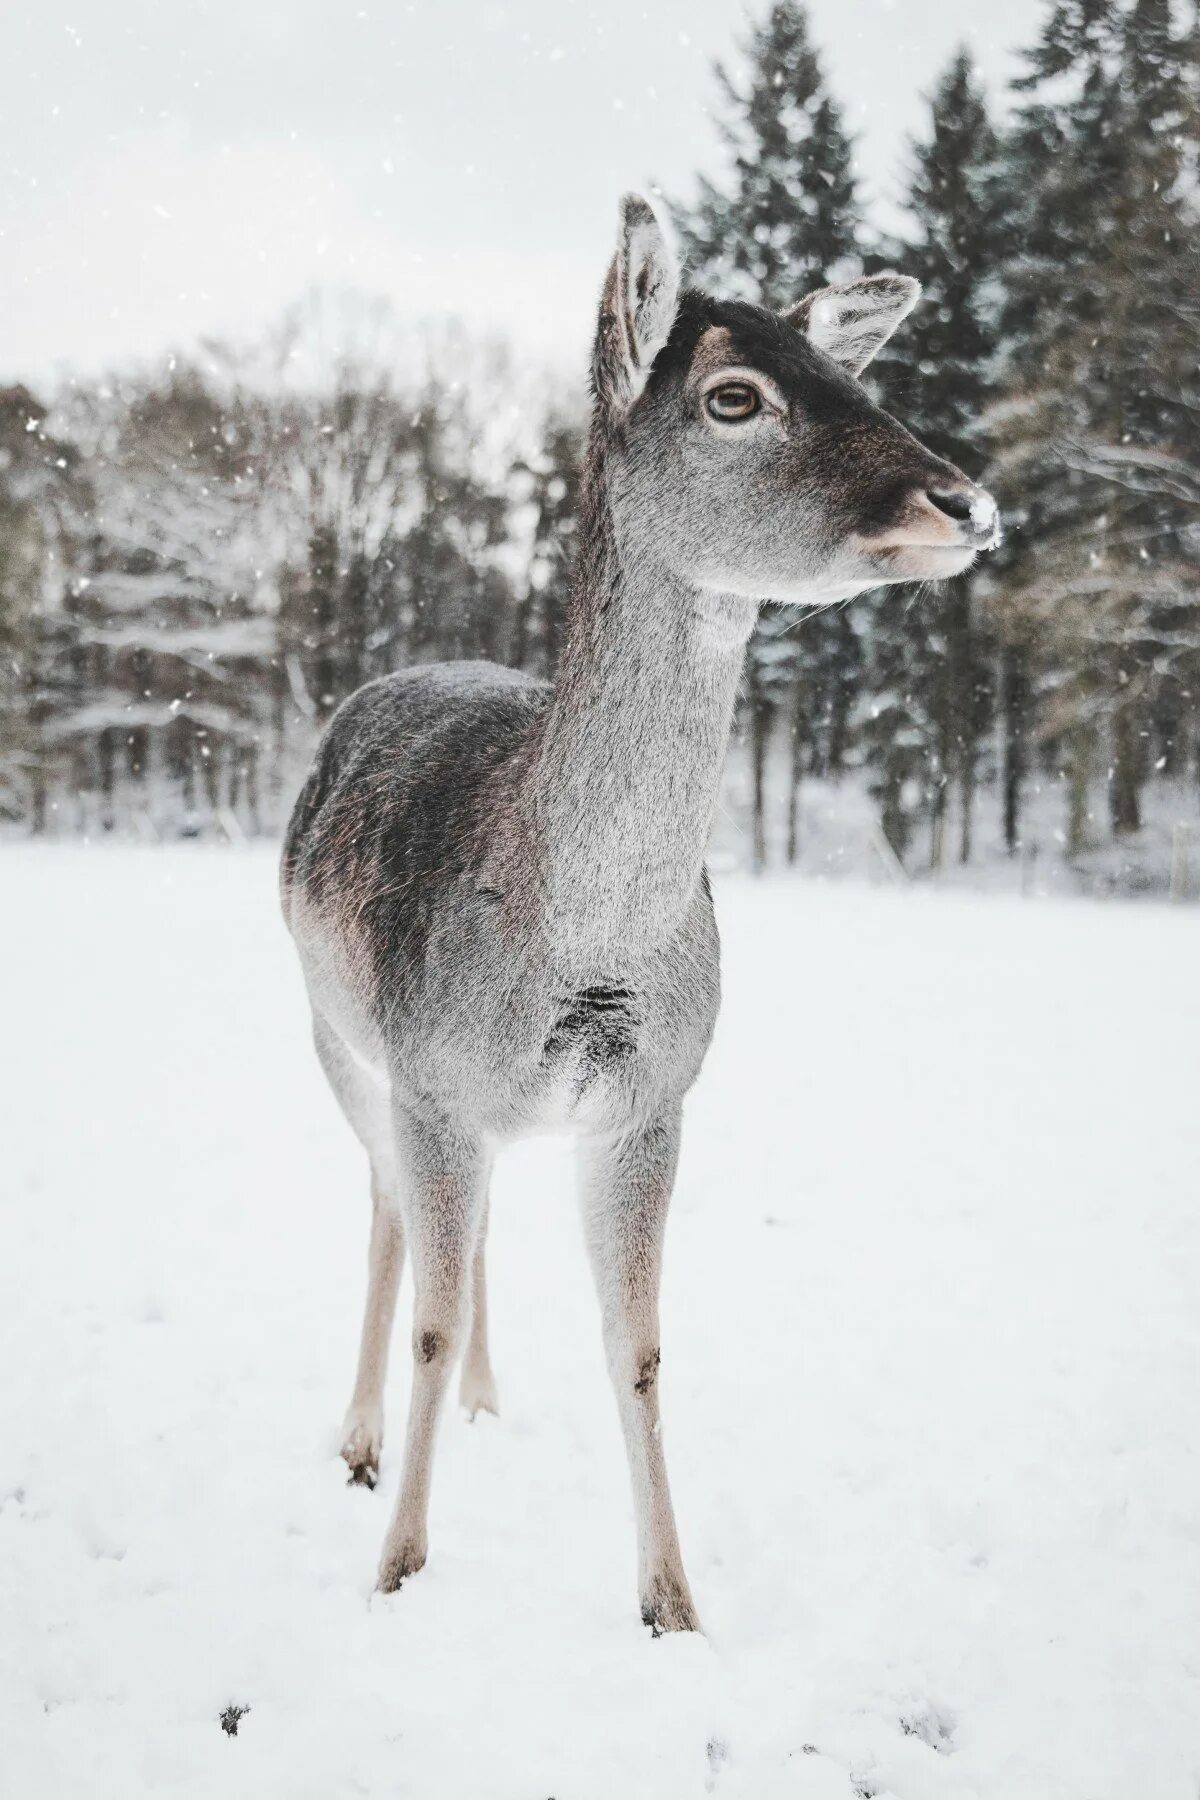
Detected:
left=280, top=194, right=998, bottom=1630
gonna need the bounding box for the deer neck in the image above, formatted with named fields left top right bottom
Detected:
left=528, top=445, right=755, bottom=966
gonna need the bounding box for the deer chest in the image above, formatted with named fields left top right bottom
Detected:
left=543, top=984, right=640, bottom=1071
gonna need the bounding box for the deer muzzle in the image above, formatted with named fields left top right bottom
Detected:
left=860, top=478, right=1001, bottom=562
left=923, top=482, right=1001, bottom=549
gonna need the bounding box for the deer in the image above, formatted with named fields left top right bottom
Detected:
left=279, top=194, right=999, bottom=1634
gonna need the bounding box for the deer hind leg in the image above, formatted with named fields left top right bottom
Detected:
left=341, top=1171, right=406, bottom=1485
left=310, top=1010, right=405, bottom=1488
left=458, top=1197, right=499, bottom=1419
left=377, top=1105, right=486, bottom=1593
left=579, top=1103, right=700, bottom=1635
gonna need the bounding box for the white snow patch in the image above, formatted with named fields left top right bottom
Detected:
left=3, top=846, right=1199, bottom=1797
left=969, top=491, right=997, bottom=534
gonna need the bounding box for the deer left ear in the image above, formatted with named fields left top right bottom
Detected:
left=785, top=273, right=920, bottom=376
left=593, top=194, right=681, bottom=415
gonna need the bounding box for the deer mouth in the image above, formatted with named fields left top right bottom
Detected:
left=858, top=491, right=1001, bottom=569
left=861, top=539, right=982, bottom=580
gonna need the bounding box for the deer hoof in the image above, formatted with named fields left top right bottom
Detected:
left=641, top=1574, right=702, bottom=1636
left=340, top=1412, right=382, bottom=1488
left=458, top=1364, right=500, bottom=1421
left=377, top=1534, right=427, bottom=1593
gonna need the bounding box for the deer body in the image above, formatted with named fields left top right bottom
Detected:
left=284, top=645, right=728, bottom=1145
left=281, top=197, right=998, bottom=1629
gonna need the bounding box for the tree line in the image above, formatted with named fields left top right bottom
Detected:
left=0, top=327, right=581, bottom=838
left=1, top=0, right=1196, bottom=889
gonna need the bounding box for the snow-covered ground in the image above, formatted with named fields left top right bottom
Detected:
left=3, top=847, right=1199, bottom=1799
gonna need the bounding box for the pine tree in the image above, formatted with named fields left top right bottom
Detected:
left=985, top=2, right=1124, bottom=852
left=857, top=50, right=1009, bottom=865
left=1105, top=0, right=1199, bottom=808
left=671, top=0, right=863, bottom=865
left=673, top=3, right=858, bottom=309
left=990, top=0, right=1199, bottom=854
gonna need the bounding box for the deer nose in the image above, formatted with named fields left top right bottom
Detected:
left=926, top=483, right=1000, bottom=546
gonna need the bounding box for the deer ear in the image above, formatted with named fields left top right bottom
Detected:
left=785, top=273, right=920, bottom=376
left=593, top=193, right=680, bottom=414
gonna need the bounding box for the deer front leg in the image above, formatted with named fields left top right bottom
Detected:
left=580, top=1103, right=700, bottom=1635
left=341, top=1170, right=406, bottom=1487
left=376, top=1107, right=486, bottom=1593
left=458, top=1198, right=499, bottom=1419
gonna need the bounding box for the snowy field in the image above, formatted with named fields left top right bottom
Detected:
left=3, top=846, right=1199, bottom=1800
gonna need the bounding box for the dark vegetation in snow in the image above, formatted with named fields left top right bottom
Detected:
left=0, top=0, right=1195, bottom=894
left=899, top=1704, right=957, bottom=1752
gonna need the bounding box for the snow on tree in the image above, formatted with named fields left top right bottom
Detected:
left=990, top=0, right=1200, bottom=851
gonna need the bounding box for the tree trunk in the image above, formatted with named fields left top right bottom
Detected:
left=881, top=786, right=908, bottom=867
left=750, top=688, right=771, bottom=873
left=946, top=585, right=974, bottom=867
left=930, top=790, right=946, bottom=870
left=1067, top=722, right=1094, bottom=858
left=270, top=654, right=288, bottom=815
left=510, top=590, right=530, bottom=672
left=745, top=653, right=772, bottom=873
left=1110, top=704, right=1142, bottom=836
left=785, top=670, right=805, bottom=865
left=202, top=744, right=221, bottom=821
left=29, top=758, right=46, bottom=835
left=245, top=744, right=261, bottom=835
left=1001, top=646, right=1028, bottom=855
left=827, top=655, right=851, bottom=775
left=182, top=731, right=197, bottom=823
left=959, top=746, right=976, bottom=865
left=98, top=728, right=116, bottom=832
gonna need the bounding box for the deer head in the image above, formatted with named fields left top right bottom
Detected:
left=592, top=194, right=999, bottom=611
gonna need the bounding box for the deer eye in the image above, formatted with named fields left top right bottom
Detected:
left=705, top=382, right=760, bottom=423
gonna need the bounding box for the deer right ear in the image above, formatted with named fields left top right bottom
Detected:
left=592, top=194, right=680, bottom=416
left=785, top=273, right=920, bottom=376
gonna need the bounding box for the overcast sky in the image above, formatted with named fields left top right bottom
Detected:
left=2, top=0, right=1043, bottom=385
